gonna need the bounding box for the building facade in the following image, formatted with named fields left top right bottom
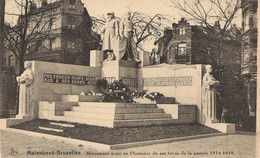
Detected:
left=2, top=0, right=100, bottom=117
left=241, top=0, right=257, bottom=116
left=157, top=18, right=241, bottom=80
left=4, top=0, right=100, bottom=75
left=155, top=18, right=242, bottom=120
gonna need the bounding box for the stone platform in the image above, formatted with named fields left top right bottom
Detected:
left=38, top=95, right=197, bottom=128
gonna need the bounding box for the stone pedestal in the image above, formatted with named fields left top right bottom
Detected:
left=90, top=50, right=102, bottom=67
left=139, top=51, right=150, bottom=67
left=206, top=123, right=235, bottom=134
left=101, top=60, right=141, bottom=89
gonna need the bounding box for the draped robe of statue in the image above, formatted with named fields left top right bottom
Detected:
left=16, top=62, right=34, bottom=118
left=118, top=18, right=138, bottom=60
left=102, top=18, right=119, bottom=59
left=202, top=71, right=219, bottom=123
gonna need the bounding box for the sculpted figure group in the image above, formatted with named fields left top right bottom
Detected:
left=102, top=12, right=139, bottom=61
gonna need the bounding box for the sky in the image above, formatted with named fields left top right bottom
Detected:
left=5, top=0, right=180, bottom=25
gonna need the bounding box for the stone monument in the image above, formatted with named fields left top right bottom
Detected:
left=119, top=12, right=139, bottom=61
left=202, top=65, right=219, bottom=123
left=16, top=61, right=34, bottom=119
left=101, top=11, right=141, bottom=89
left=102, top=11, right=119, bottom=61
left=102, top=11, right=140, bottom=62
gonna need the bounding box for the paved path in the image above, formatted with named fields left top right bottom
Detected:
left=0, top=129, right=256, bottom=158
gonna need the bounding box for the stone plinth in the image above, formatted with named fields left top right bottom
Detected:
left=139, top=51, right=150, bottom=67
left=206, top=123, right=235, bottom=134
left=90, top=50, right=102, bottom=67
left=38, top=100, right=198, bottom=128
left=101, top=60, right=141, bottom=89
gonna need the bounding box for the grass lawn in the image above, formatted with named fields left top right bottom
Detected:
left=11, top=119, right=220, bottom=145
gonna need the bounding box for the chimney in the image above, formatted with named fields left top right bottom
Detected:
left=172, top=23, right=178, bottom=28
left=164, top=27, right=172, bottom=36
left=214, top=21, right=220, bottom=29
left=28, top=2, right=37, bottom=12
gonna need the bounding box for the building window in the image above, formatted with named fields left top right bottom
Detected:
left=67, top=41, right=75, bottom=49
left=69, top=0, right=76, bottom=9
left=177, top=43, right=187, bottom=55
left=49, top=18, right=55, bottom=29
left=243, top=9, right=249, bottom=30
left=176, top=43, right=188, bottom=63
left=36, top=40, right=42, bottom=50
left=3, top=57, right=6, bottom=68
left=68, top=16, right=76, bottom=28
left=7, top=55, right=14, bottom=67
left=179, top=27, right=185, bottom=35
left=50, top=38, right=55, bottom=50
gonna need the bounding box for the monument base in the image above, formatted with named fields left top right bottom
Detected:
left=37, top=94, right=198, bottom=128
left=101, top=60, right=141, bottom=89
left=0, top=118, right=32, bottom=129
left=206, top=119, right=219, bottom=124
left=205, top=122, right=235, bottom=134
left=15, top=115, right=31, bottom=119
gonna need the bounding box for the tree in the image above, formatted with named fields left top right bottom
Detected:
left=170, top=0, right=241, bottom=77
left=0, top=0, right=4, bottom=71
left=170, top=0, right=252, bottom=121
left=61, top=8, right=101, bottom=66
left=0, top=0, right=6, bottom=117
left=4, top=0, right=55, bottom=74
left=91, top=11, right=172, bottom=51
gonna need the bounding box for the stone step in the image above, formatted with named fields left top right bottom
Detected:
left=61, top=95, right=79, bottom=102
left=116, top=113, right=171, bottom=120
left=127, top=103, right=157, bottom=108
left=48, top=116, right=176, bottom=128
left=78, top=102, right=157, bottom=108
left=63, top=111, right=171, bottom=120
left=71, top=107, right=164, bottom=114
left=52, top=116, right=114, bottom=128
left=115, top=108, right=164, bottom=114
left=61, top=95, right=102, bottom=102
left=71, top=107, right=115, bottom=114
left=114, top=119, right=178, bottom=127
left=156, top=97, right=176, bottom=104
left=78, top=95, right=103, bottom=102
left=78, top=102, right=125, bottom=108
left=38, top=126, right=63, bottom=132
left=64, top=111, right=115, bottom=120
left=49, top=122, right=75, bottom=128
left=55, top=101, right=78, bottom=116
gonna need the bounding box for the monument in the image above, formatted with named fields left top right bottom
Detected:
left=102, top=11, right=119, bottom=61
left=16, top=61, right=34, bottom=119
left=102, top=11, right=139, bottom=62
left=0, top=11, right=234, bottom=134
left=202, top=65, right=219, bottom=124
left=119, top=12, right=139, bottom=61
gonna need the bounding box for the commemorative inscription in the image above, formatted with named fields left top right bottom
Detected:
left=143, top=76, right=192, bottom=86
left=43, top=73, right=95, bottom=85
left=121, top=77, right=136, bottom=86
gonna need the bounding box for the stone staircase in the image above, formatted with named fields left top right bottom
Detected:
left=38, top=95, right=197, bottom=128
